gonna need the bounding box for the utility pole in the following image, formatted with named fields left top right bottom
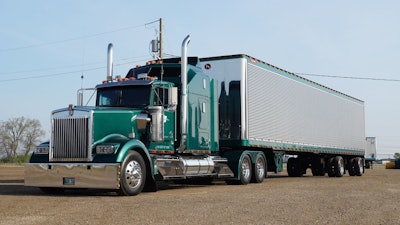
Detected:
left=159, top=18, right=163, bottom=59
left=150, top=18, right=163, bottom=59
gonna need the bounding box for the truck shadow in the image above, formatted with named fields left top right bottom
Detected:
left=0, top=179, right=217, bottom=197
left=0, top=175, right=323, bottom=197
left=0, top=180, right=43, bottom=196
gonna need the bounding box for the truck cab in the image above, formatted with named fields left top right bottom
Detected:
left=25, top=37, right=233, bottom=196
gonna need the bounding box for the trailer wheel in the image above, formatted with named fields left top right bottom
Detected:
left=287, top=158, right=303, bottom=177
left=348, top=158, right=356, bottom=176
left=311, top=158, right=325, bottom=176
left=326, top=157, right=335, bottom=177
left=354, top=157, right=364, bottom=176
left=333, top=156, right=345, bottom=177
left=118, top=151, right=146, bottom=196
left=239, top=155, right=252, bottom=185
left=251, top=154, right=266, bottom=183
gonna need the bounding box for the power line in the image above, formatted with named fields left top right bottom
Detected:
left=0, top=55, right=150, bottom=76
left=0, top=60, right=104, bottom=75
left=145, top=19, right=161, bottom=27
left=0, top=22, right=152, bottom=52
left=297, top=73, right=400, bottom=82
left=0, top=57, right=152, bottom=83
left=0, top=66, right=104, bottom=83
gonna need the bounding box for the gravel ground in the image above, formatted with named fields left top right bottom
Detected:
left=0, top=164, right=399, bottom=225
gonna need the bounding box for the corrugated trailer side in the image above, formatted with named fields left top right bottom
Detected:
left=201, top=54, right=365, bottom=178
left=201, top=54, right=365, bottom=155
left=246, top=57, right=365, bottom=155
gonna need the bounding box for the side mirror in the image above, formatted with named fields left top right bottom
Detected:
left=77, top=88, right=96, bottom=106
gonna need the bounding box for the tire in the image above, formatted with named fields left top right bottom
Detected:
left=326, top=157, right=335, bottom=177
left=348, top=158, right=356, bottom=176
left=311, top=158, right=325, bottom=176
left=354, top=157, right=364, bottom=176
left=287, top=158, right=303, bottom=177
left=251, top=154, right=266, bottom=183
left=239, top=155, right=252, bottom=185
left=287, top=158, right=295, bottom=177
left=118, top=151, right=146, bottom=196
left=333, top=156, right=345, bottom=177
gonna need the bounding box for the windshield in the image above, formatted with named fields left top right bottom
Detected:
left=96, top=86, right=151, bottom=107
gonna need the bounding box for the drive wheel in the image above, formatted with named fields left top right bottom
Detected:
left=239, top=155, right=252, bottom=185
left=354, top=157, right=364, bottom=176
left=333, top=156, right=345, bottom=177
left=118, top=151, right=146, bottom=196
left=251, top=154, right=266, bottom=183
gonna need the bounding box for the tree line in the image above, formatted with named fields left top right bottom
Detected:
left=1, top=116, right=399, bottom=163
left=0, top=116, right=45, bottom=163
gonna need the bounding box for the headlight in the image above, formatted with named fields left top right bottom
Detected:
left=35, top=146, right=49, bottom=154
left=96, top=145, right=115, bottom=154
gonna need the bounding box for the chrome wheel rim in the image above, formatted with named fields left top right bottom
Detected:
left=242, top=158, right=251, bottom=179
left=124, top=160, right=143, bottom=189
left=256, top=157, right=265, bottom=178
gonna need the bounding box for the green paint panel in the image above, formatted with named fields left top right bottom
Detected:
left=148, top=110, right=175, bottom=153
left=186, top=66, right=216, bottom=152
left=93, top=109, right=140, bottom=143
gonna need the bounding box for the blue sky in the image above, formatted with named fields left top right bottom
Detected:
left=1, top=1, right=399, bottom=156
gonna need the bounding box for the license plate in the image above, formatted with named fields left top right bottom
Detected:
left=63, top=177, right=75, bottom=185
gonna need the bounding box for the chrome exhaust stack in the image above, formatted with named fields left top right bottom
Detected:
left=106, top=43, right=113, bottom=82
left=177, top=35, right=191, bottom=152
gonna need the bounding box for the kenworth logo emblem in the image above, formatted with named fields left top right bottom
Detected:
left=68, top=104, right=74, bottom=116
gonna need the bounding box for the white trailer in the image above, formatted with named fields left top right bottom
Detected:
left=365, top=137, right=377, bottom=168
left=200, top=54, right=365, bottom=177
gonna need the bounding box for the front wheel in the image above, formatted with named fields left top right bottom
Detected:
left=118, top=151, right=146, bottom=196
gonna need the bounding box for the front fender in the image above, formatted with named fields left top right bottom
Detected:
left=93, top=133, right=129, bottom=149
left=116, top=139, right=154, bottom=176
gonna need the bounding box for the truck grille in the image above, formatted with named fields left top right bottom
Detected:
left=50, top=110, right=92, bottom=161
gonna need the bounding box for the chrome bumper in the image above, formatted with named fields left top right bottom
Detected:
left=24, top=163, right=120, bottom=189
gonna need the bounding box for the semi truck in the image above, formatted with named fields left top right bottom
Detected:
left=25, top=35, right=366, bottom=196
left=365, top=137, right=377, bottom=168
